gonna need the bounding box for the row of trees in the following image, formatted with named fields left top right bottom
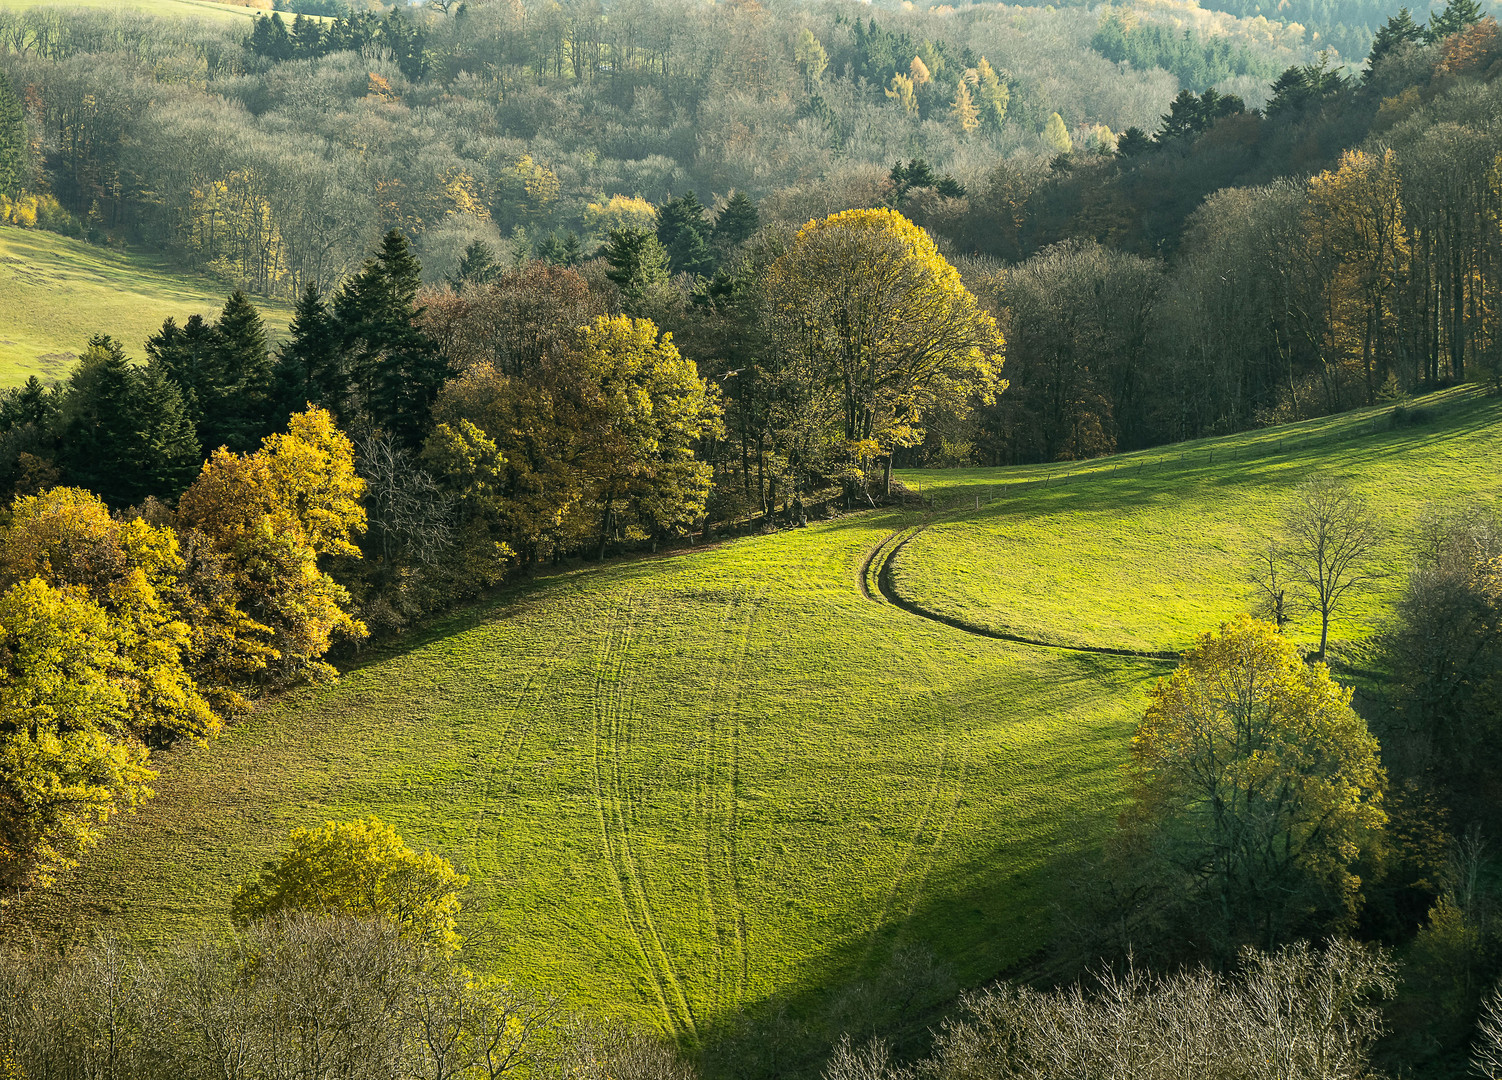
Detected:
left=0, top=410, right=365, bottom=894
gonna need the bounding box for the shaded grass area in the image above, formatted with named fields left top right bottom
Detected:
left=895, top=387, right=1502, bottom=656
left=0, top=227, right=292, bottom=387
left=18, top=511, right=1154, bottom=1042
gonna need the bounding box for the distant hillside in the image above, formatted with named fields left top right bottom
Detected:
left=0, top=227, right=291, bottom=387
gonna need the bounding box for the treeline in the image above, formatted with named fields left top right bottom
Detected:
left=0, top=0, right=1302, bottom=295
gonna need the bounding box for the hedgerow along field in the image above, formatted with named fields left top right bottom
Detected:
left=0, top=227, right=293, bottom=387
left=18, top=387, right=1501, bottom=1043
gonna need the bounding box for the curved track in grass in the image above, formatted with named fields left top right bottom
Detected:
left=861, top=525, right=1178, bottom=663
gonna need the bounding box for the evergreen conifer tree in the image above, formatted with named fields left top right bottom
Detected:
left=272, top=283, right=345, bottom=426
left=603, top=227, right=673, bottom=318
left=61, top=336, right=200, bottom=505
left=1427, top=0, right=1486, bottom=41
left=334, top=230, right=447, bottom=447
left=713, top=191, right=760, bottom=249
left=1367, top=8, right=1426, bottom=72
left=655, top=192, right=713, bottom=276
left=209, top=290, right=274, bottom=452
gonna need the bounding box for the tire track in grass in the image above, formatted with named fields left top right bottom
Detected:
left=593, top=598, right=698, bottom=1038
left=863, top=523, right=1176, bottom=663
left=863, top=734, right=966, bottom=962
left=465, top=617, right=580, bottom=876
left=695, top=588, right=764, bottom=1013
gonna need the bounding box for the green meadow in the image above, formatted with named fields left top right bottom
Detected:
left=17, top=386, right=1500, bottom=1046
left=0, top=228, right=293, bottom=387
left=896, top=388, right=1502, bottom=658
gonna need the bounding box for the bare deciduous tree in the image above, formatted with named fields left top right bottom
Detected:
left=1282, top=474, right=1384, bottom=657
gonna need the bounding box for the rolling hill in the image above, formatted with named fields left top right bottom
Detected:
left=0, top=228, right=293, bottom=388
left=16, top=386, right=1502, bottom=1062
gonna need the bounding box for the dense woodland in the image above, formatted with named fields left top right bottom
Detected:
left=3, top=0, right=1502, bottom=1076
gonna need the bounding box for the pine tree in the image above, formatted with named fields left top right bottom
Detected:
left=334, top=230, right=447, bottom=447
left=146, top=313, right=219, bottom=435
left=713, top=191, right=760, bottom=249
left=273, top=283, right=345, bottom=426
left=209, top=290, right=274, bottom=452
left=1367, top=8, right=1425, bottom=71
left=452, top=239, right=501, bottom=286
left=60, top=336, right=201, bottom=505
left=603, top=226, right=673, bottom=318
left=134, top=359, right=203, bottom=498
left=0, top=70, right=23, bottom=200
left=655, top=192, right=714, bottom=277
left=1428, top=0, right=1486, bottom=41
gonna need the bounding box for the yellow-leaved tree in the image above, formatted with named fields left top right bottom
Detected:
left=766, top=207, right=1004, bottom=497
left=1129, top=615, right=1386, bottom=952
left=0, top=578, right=156, bottom=893
left=571, top=315, right=722, bottom=558
left=176, top=407, right=367, bottom=698
left=0, top=487, right=217, bottom=743
left=232, top=816, right=468, bottom=953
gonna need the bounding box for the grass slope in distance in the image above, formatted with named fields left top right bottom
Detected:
left=0, top=227, right=292, bottom=388
left=895, top=387, right=1500, bottom=657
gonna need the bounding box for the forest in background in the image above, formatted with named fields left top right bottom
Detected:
left=0, top=0, right=1501, bottom=1077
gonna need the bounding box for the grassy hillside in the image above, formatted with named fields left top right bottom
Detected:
left=894, top=388, right=1501, bottom=657
left=0, top=0, right=259, bottom=20
left=20, top=508, right=1152, bottom=1041
left=19, top=386, right=1500, bottom=1052
left=0, top=227, right=293, bottom=388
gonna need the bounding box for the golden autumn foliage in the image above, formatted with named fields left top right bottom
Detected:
left=233, top=816, right=469, bottom=953
left=766, top=208, right=1003, bottom=481
left=0, top=577, right=156, bottom=893
left=177, top=408, right=367, bottom=690
left=1130, top=616, right=1386, bottom=943
left=1305, top=148, right=1409, bottom=395
left=0, top=487, right=217, bottom=742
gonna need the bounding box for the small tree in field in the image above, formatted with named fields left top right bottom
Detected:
left=1282, top=475, right=1383, bottom=658
left=1129, top=616, right=1386, bottom=951
left=233, top=816, right=468, bottom=953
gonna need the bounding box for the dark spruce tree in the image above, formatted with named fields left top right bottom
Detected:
left=713, top=190, right=760, bottom=249
left=146, top=313, right=219, bottom=434
left=272, top=282, right=346, bottom=425
left=1367, top=8, right=1426, bottom=73
left=334, top=230, right=447, bottom=448
left=453, top=239, right=502, bottom=286
left=61, top=336, right=200, bottom=505
left=147, top=292, right=273, bottom=454
left=208, top=290, right=274, bottom=452
left=1427, top=0, right=1485, bottom=41
left=602, top=227, right=672, bottom=318
left=655, top=192, right=714, bottom=276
